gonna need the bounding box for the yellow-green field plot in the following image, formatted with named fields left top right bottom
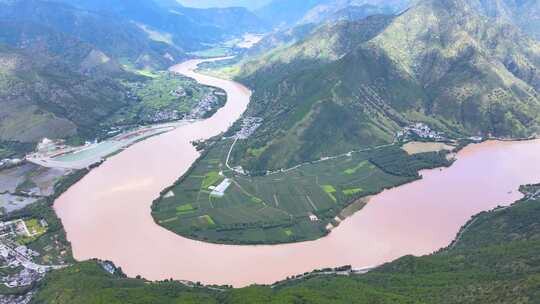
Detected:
left=344, top=160, right=370, bottom=175
left=176, top=204, right=196, bottom=215
left=17, top=219, right=48, bottom=245
left=202, top=171, right=223, bottom=189
left=321, top=185, right=337, bottom=202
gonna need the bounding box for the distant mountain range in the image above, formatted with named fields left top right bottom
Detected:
left=177, top=0, right=271, bottom=9
left=229, top=0, right=540, bottom=172
left=255, top=0, right=410, bottom=27
left=55, top=0, right=269, bottom=51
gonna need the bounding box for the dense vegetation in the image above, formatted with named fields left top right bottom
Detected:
left=0, top=0, right=185, bottom=71
left=368, top=146, right=452, bottom=178
left=32, top=262, right=221, bottom=304
left=0, top=141, right=35, bottom=159
left=33, top=189, right=540, bottom=303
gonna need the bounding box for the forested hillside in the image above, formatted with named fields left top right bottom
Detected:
left=229, top=0, right=540, bottom=171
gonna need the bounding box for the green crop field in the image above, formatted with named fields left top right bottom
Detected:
left=202, top=171, right=224, bottom=189
left=152, top=139, right=448, bottom=244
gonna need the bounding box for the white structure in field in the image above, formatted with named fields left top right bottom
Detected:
left=211, top=178, right=231, bottom=197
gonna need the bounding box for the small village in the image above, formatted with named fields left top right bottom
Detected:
left=143, top=109, right=184, bottom=123
left=396, top=122, right=488, bottom=143
left=396, top=122, right=446, bottom=141
left=141, top=89, right=224, bottom=123
left=185, top=91, right=225, bottom=120
left=0, top=219, right=67, bottom=299
left=235, top=117, right=263, bottom=140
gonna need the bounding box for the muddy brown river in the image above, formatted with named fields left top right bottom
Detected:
left=54, top=59, right=540, bottom=287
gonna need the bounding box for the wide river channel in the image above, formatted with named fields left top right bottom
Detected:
left=55, top=58, right=540, bottom=287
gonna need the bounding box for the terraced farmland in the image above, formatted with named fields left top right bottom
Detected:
left=152, top=139, right=450, bottom=244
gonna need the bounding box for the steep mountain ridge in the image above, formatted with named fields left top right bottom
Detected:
left=365, top=0, right=540, bottom=133
left=0, top=45, right=132, bottom=143
left=299, top=0, right=409, bottom=24
left=232, top=15, right=397, bottom=171
left=256, top=0, right=409, bottom=27
left=231, top=0, right=540, bottom=172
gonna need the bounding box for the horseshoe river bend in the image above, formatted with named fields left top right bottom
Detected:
left=54, top=58, right=540, bottom=287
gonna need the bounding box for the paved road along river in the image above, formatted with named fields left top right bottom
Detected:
left=54, top=58, right=540, bottom=287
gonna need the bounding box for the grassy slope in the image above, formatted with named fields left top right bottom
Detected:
left=33, top=190, right=540, bottom=303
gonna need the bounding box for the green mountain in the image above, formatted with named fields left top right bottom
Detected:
left=0, top=45, right=133, bottom=143
left=31, top=187, right=540, bottom=303
left=222, top=3, right=398, bottom=72
left=230, top=0, right=540, bottom=172
left=242, top=24, right=318, bottom=60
